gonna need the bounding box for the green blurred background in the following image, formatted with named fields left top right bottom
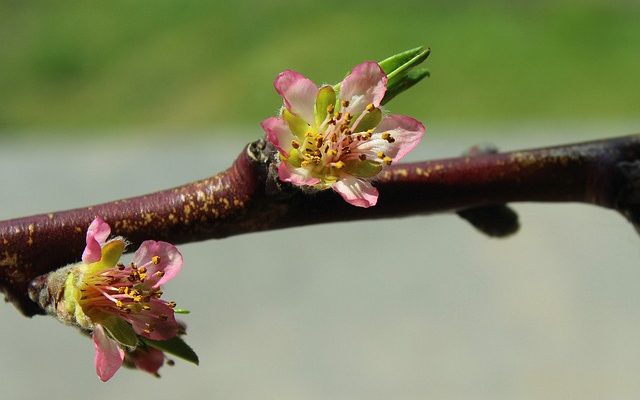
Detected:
left=1, top=0, right=638, bottom=137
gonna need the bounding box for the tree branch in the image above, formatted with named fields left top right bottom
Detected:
left=2, top=134, right=639, bottom=316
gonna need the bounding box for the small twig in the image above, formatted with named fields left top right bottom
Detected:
left=2, top=134, right=639, bottom=316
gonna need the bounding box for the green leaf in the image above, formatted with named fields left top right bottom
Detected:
left=103, top=317, right=138, bottom=349
left=382, top=67, right=430, bottom=106
left=143, top=336, right=199, bottom=365
left=378, top=46, right=427, bottom=75
left=385, top=47, right=431, bottom=89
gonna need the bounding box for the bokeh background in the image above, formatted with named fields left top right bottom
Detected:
left=1, top=1, right=640, bottom=399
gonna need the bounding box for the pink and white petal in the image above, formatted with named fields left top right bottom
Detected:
left=126, top=300, right=179, bottom=341
left=278, top=162, right=321, bottom=186
left=351, top=137, right=395, bottom=160
left=82, top=217, right=111, bottom=263
left=93, top=324, right=125, bottom=382
left=377, top=114, right=426, bottom=161
left=132, top=240, right=183, bottom=288
left=340, top=62, right=387, bottom=116
left=332, top=176, right=379, bottom=208
left=261, top=117, right=295, bottom=156
left=131, top=347, right=165, bottom=375
left=274, top=70, right=318, bottom=123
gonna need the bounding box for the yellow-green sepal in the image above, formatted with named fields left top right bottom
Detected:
left=346, top=160, right=383, bottom=178
left=87, top=239, right=125, bottom=274
left=282, top=108, right=310, bottom=139
left=64, top=270, right=80, bottom=315
left=353, top=107, right=382, bottom=132
left=315, top=85, right=336, bottom=126
left=286, top=148, right=303, bottom=168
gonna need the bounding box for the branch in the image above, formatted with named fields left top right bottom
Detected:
left=2, top=134, right=640, bottom=316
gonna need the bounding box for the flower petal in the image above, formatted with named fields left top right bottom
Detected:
left=132, top=240, right=183, bottom=288
left=376, top=114, right=426, bottom=161
left=332, top=176, right=379, bottom=208
left=278, top=162, right=321, bottom=186
left=340, top=62, right=387, bottom=116
left=93, top=324, right=125, bottom=382
left=262, top=117, right=295, bottom=155
left=126, top=300, right=179, bottom=340
left=83, top=217, right=111, bottom=263
left=274, top=70, right=318, bottom=123
left=131, top=347, right=165, bottom=375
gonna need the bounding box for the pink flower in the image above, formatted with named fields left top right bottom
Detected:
left=66, top=217, right=183, bottom=381
left=262, top=61, right=425, bottom=207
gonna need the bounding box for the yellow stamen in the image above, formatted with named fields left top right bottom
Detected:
left=366, top=103, right=375, bottom=112
left=383, top=156, right=393, bottom=165
left=334, top=161, right=345, bottom=169
left=377, top=151, right=385, bottom=159
left=341, top=100, right=350, bottom=108
left=291, top=140, right=300, bottom=149
left=151, top=256, right=161, bottom=265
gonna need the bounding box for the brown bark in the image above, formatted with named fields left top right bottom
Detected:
left=2, top=135, right=640, bottom=316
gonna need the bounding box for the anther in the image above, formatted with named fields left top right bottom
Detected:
left=117, top=263, right=125, bottom=271
left=383, top=156, right=393, bottom=165
left=366, top=103, right=375, bottom=112
left=151, top=256, right=161, bottom=265
left=377, top=151, right=385, bottom=159
left=334, top=161, right=345, bottom=169
left=168, top=301, right=177, bottom=309
left=138, top=266, right=147, bottom=274
left=327, top=104, right=335, bottom=114
left=341, top=100, right=350, bottom=108
left=291, top=140, right=300, bottom=149
left=359, top=154, right=367, bottom=161
left=327, top=149, right=337, bottom=156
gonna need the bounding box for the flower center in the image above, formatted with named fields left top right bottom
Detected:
left=78, top=257, right=176, bottom=333
left=291, top=100, right=395, bottom=184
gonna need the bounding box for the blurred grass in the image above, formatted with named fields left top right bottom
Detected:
left=0, top=0, right=639, bottom=136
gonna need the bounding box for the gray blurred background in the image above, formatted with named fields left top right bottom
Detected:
left=2, top=126, right=640, bottom=399
left=2, top=0, right=640, bottom=398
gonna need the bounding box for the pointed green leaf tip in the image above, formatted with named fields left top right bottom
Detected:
left=380, top=46, right=431, bottom=105
left=143, top=336, right=199, bottom=365
left=334, top=46, right=431, bottom=104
